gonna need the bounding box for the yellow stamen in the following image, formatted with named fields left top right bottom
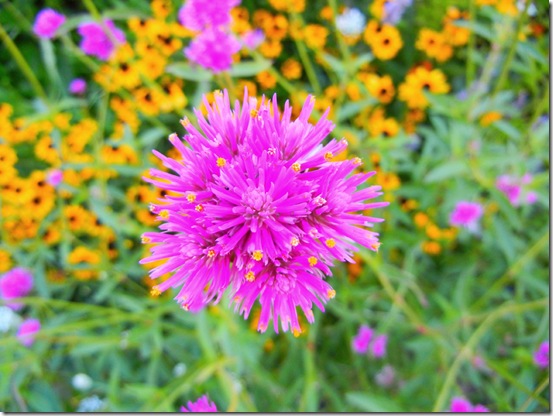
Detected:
left=180, top=117, right=191, bottom=127
left=290, top=236, right=300, bottom=247
left=308, top=256, right=318, bottom=266
left=186, top=193, right=196, bottom=203
left=324, top=152, right=333, bottom=161
left=216, top=157, right=226, bottom=167
left=252, top=250, right=263, bottom=261
left=150, top=286, right=161, bottom=297
left=327, top=289, right=336, bottom=299
left=214, top=89, right=223, bottom=96
left=293, top=328, right=301, bottom=337
left=353, top=157, right=363, bottom=165
left=195, top=204, right=204, bottom=212
left=159, top=209, right=169, bottom=219
left=207, top=249, right=216, bottom=258
left=245, top=271, right=256, bottom=282
left=325, top=238, right=336, bottom=248
left=291, top=162, right=301, bottom=172
left=141, top=235, right=151, bottom=244
left=370, top=242, right=381, bottom=252
left=250, top=109, right=258, bottom=117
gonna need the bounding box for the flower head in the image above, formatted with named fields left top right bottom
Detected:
left=449, top=201, right=483, bottom=232
left=17, top=318, right=40, bottom=347
left=77, top=20, right=126, bottom=61
left=141, top=90, right=388, bottom=333
left=181, top=395, right=218, bottom=412
left=0, top=267, right=34, bottom=311
left=184, top=27, right=241, bottom=73
left=533, top=341, right=549, bottom=369
left=47, top=169, right=63, bottom=187
left=370, top=334, right=388, bottom=358
left=178, top=0, right=240, bottom=31
left=383, top=0, right=413, bottom=25
left=496, top=174, right=537, bottom=207
left=241, top=29, right=265, bottom=50
left=33, top=8, right=66, bottom=39
left=352, top=325, right=373, bottom=354
left=449, top=397, right=489, bottom=413
left=69, top=78, right=87, bottom=95
left=336, top=8, right=366, bottom=36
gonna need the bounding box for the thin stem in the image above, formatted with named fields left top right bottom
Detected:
left=0, top=23, right=48, bottom=101
left=465, top=0, right=476, bottom=86
left=518, top=375, right=550, bottom=412
left=289, top=12, right=322, bottom=95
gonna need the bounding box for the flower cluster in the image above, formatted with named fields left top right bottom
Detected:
left=351, top=324, right=388, bottom=358
left=449, top=397, right=489, bottom=413
left=141, top=90, right=387, bottom=334
left=181, top=395, right=218, bottom=412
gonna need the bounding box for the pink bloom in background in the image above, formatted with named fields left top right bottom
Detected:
left=46, top=169, right=63, bottom=187
left=449, top=397, right=489, bottom=413
left=496, top=174, right=538, bottom=207
left=141, top=90, right=387, bottom=334
left=69, top=78, right=87, bottom=95
left=352, top=325, right=373, bottom=354
left=184, top=27, right=241, bottom=73
left=449, top=201, right=483, bottom=232
left=33, top=8, right=66, bottom=39
left=178, top=0, right=240, bottom=31
left=0, top=267, right=34, bottom=311
left=77, top=20, right=126, bottom=61
left=17, top=318, right=41, bottom=347
left=533, top=341, right=549, bottom=369
left=370, top=334, right=388, bottom=358
left=181, top=395, right=218, bottom=412
left=241, top=29, right=265, bottom=49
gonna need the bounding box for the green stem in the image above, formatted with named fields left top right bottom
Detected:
left=432, top=298, right=548, bottom=412
left=290, top=12, right=322, bottom=95
left=466, top=0, right=476, bottom=85
left=0, top=22, right=48, bottom=101
left=519, top=375, right=550, bottom=411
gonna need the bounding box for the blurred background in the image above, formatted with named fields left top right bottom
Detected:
left=0, top=0, right=549, bottom=412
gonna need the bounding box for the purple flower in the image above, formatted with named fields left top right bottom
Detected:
left=449, top=201, right=483, bottom=232
left=352, top=325, right=373, bottom=354
left=141, top=90, right=388, bottom=334
left=69, top=78, right=87, bottom=95
left=77, top=20, right=126, bottom=61
left=0, top=267, right=34, bottom=311
left=449, top=397, right=489, bottom=413
left=17, top=318, right=41, bottom=347
left=496, top=174, right=537, bottom=207
left=178, top=0, right=240, bottom=31
left=370, top=334, right=388, bottom=358
left=181, top=395, right=217, bottom=412
left=185, top=27, right=241, bottom=73
left=533, top=341, right=549, bottom=369
left=383, top=0, right=413, bottom=25
left=33, top=8, right=66, bottom=39
left=241, top=29, right=265, bottom=50
left=46, top=169, right=63, bottom=187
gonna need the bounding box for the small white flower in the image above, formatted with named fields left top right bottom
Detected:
left=77, top=395, right=104, bottom=412
left=336, top=8, right=366, bottom=37
left=0, top=306, right=17, bottom=333
left=173, top=362, right=187, bottom=377
left=72, top=373, right=93, bottom=391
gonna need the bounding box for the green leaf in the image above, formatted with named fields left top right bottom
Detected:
left=229, top=59, right=272, bottom=77
left=424, top=160, right=469, bottom=183
left=166, top=63, right=213, bottom=82
left=346, top=392, right=404, bottom=412
left=336, top=97, right=376, bottom=123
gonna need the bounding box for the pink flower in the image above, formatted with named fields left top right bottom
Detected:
left=69, top=78, right=87, bottom=95
left=241, top=29, right=264, bottom=49
left=352, top=325, right=373, bottom=354
left=17, top=318, right=41, bottom=347
left=184, top=27, right=241, bottom=73
left=178, top=0, right=240, bottom=31
left=77, top=20, right=126, bottom=61
left=141, top=90, right=388, bottom=334
left=0, top=267, right=34, bottom=311
left=496, top=174, right=537, bottom=207
left=449, top=201, right=483, bottom=232
left=181, top=395, right=217, bottom=412
left=449, top=397, right=489, bottom=412
left=370, top=334, right=388, bottom=358
left=33, top=9, right=66, bottom=39
left=533, top=341, right=549, bottom=369
left=47, top=169, right=63, bottom=187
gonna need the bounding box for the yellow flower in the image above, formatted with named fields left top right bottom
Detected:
left=369, top=0, right=387, bottom=20
left=281, top=58, right=302, bottom=80
left=256, top=70, right=277, bottom=90
left=68, top=246, right=101, bottom=280
left=259, top=39, right=283, bottom=58
left=416, top=29, right=453, bottom=62
left=262, top=14, right=288, bottom=40
left=150, top=0, right=172, bottom=18
left=365, top=74, right=396, bottom=104
left=480, top=111, right=502, bottom=126
left=0, top=250, right=11, bottom=272
left=398, top=66, right=450, bottom=109
left=377, top=172, right=400, bottom=191
left=364, top=22, right=403, bottom=60
left=422, top=241, right=441, bottom=255
left=414, top=212, right=430, bottom=228
left=304, top=24, right=328, bottom=49
left=268, top=0, right=305, bottom=13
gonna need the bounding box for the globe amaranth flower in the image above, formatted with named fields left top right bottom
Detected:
left=335, top=8, right=366, bottom=37
left=184, top=27, right=241, bottom=73
left=181, top=395, right=218, bottom=412
left=33, top=8, right=66, bottom=39
left=449, top=397, right=489, bottom=413
left=352, top=325, right=373, bottom=354
left=0, top=267, right=34, bottom=311
left=449, top=201, right=483, bottom=232
left=533, top=341, right=549, bottom=369
left=69, top=78, right=87, bottom=95
left=178, top=0, right=240, bottom=31
left=17, top=318, right=40, bottom=347
left=141, top=89, right=388, bottom=334
left=496, top=174, right=537, bottom=207
left=77, top=20, right=125, bottom=61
